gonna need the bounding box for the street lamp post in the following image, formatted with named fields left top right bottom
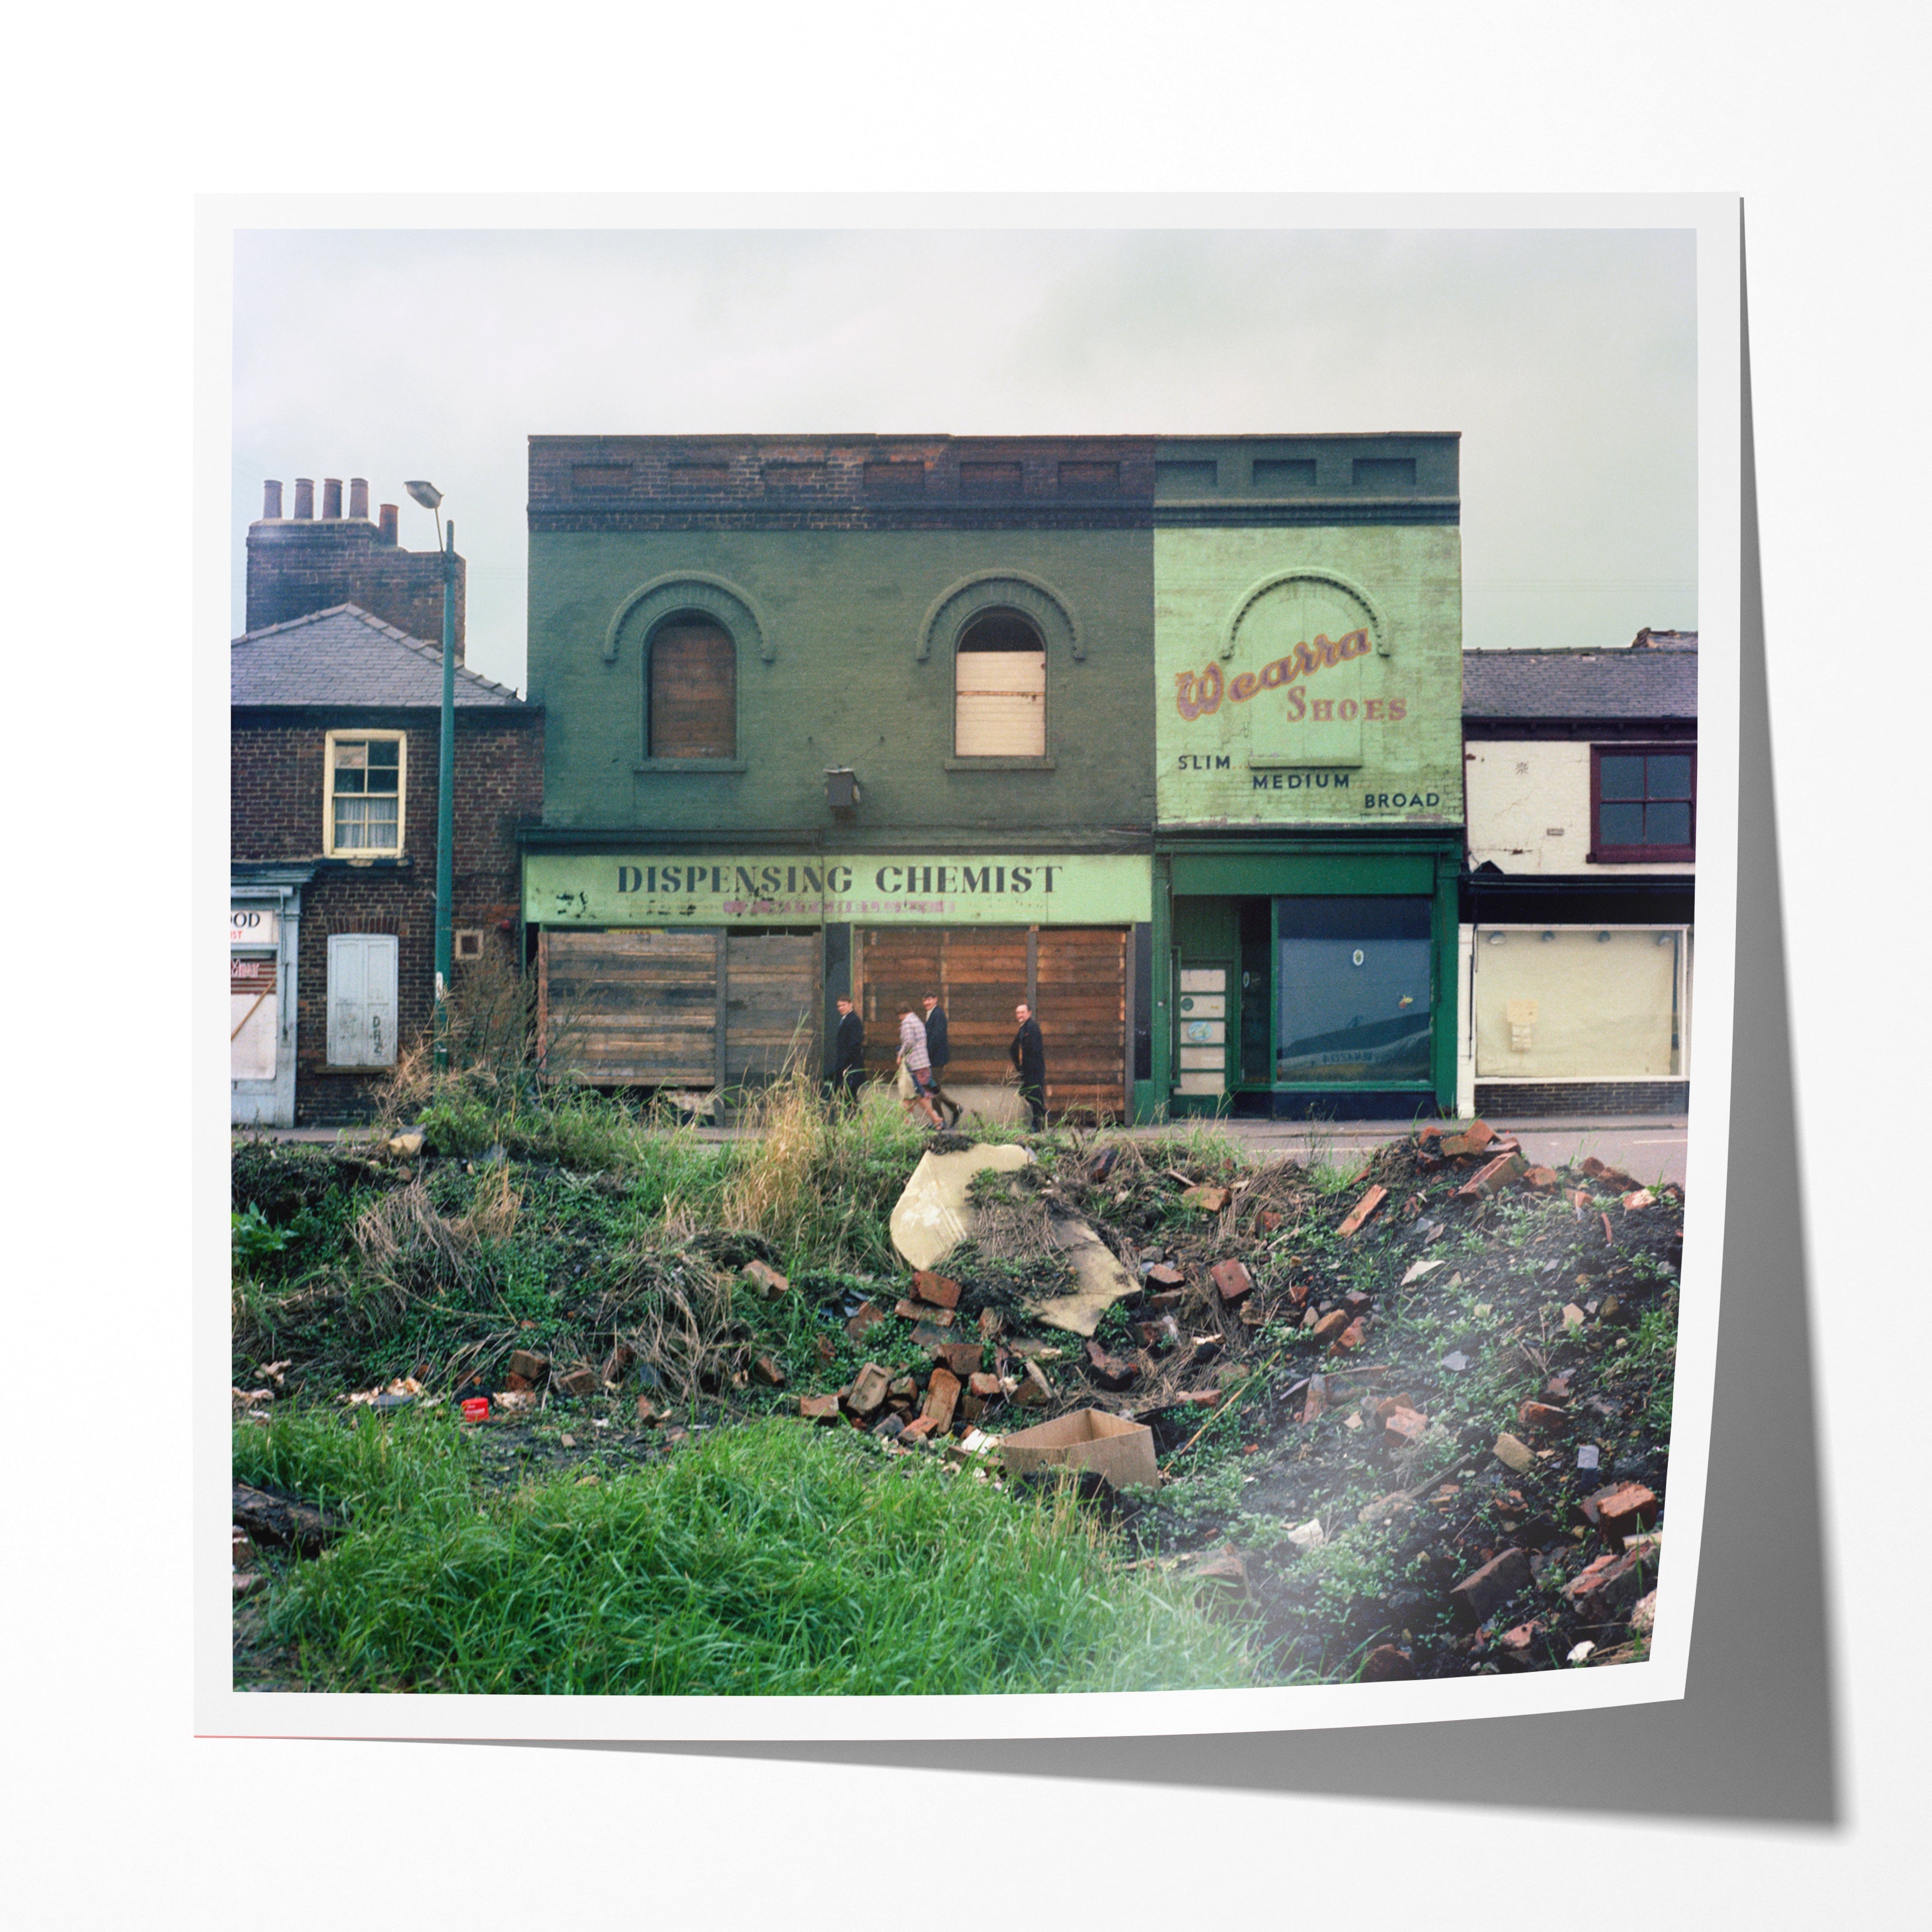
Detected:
left=406, top=480, right=456, bottom=1073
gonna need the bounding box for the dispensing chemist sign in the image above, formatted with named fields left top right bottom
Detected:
left=524, top=852, right=1152, bottom=927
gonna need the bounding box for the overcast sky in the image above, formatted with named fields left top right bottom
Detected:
left=231, top=225, right=1697, bottom=696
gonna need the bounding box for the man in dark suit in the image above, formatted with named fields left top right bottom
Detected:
left=831, top=995, right=865, bottom=1109
left=1009, top=1001, right=1046, bottom=1131
left=921, top=992, right=962, bottom=1128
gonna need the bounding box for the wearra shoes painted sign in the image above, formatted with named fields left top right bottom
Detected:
left=524, top=853, right=1153, bottom=928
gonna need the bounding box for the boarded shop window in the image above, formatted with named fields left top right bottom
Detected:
left=1592, top=746, right=1695, bottom=861
left=324, top=732, right=404, bottom=855
left=327, top=933, right=398, bottom=1068
left=1474, top=929, right=1682, bottom=1079
left=954, top=612, right=1045, bottom=758
left=648, top=619, right=737, bottom=760
left=231, top=953, right=278, bottom=1082
left=1276, top=896, right=1433, bottom=1084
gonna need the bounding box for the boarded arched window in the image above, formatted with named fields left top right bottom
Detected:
left=648, top=618, right=737, bottom=759
left=954, top=610, right=1045, bottom=757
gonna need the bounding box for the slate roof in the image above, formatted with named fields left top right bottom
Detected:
left=231, top=604, right=531, bottom=710
left=1462, top=640, right=1697, bottom=722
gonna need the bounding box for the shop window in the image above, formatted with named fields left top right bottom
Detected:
left=1473, top=928, right=1681, bottom=1078
left=954, top=611, right=1046, bottom=758
left=324, top=732, right=404, bottom=856
left=648, top=618, right=737, bottom=759
left=1276, top=896, right=1433, bottom=1084
left=327, top=933, right=398, bottom=1068
left=1592, top=745, right=1695, bottom=861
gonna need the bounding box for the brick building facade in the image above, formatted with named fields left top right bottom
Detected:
left=231, top=603, right=541, bottom=1126
left=246, top=476, right=468, bottom=659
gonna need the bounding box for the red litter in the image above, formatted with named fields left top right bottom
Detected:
left=460, top=1397, right=490, bottom=1422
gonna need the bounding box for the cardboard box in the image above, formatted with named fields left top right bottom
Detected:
left=998, top=1408, right=1159, bottom=1490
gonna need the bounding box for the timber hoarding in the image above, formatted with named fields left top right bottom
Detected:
left=525, top=851, right=1153, bottom=928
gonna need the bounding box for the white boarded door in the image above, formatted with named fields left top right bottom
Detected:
left=327, top=933, right=399, bottom=1067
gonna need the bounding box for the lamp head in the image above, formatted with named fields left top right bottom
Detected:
left=404, top=480, right=444, bottom=511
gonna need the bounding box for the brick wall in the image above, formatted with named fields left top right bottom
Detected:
left=232, top=708, right=543, bottom=1122
left=1474, top=1080, right=1689, bottom=1119
left=246, top=519, right=468, bottom=660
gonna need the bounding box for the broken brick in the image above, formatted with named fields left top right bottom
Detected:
left=1457, top=1151, right=1529, bottom=1200
left=1144, top=1262, right=1186, bottom=1289
left=1524, top=1166, right=1560, bottom=1188
left=1449, top=1547, right=1532, bottom=1627
left=1517, top=1401, right=1568, bottom=1436
left=1175, top=1389, right=1221, bottom=1409
left=1620, top=1188, right=1656, bottom=1212
left=1299, top=1376, right=1328, bottom=1424
left=846, top=1363, right=891, bottom=1416
left=921, top=1367, right=961, bottom=1433
left=634, top=1396, right=662, bottom=1426
left=1564, top=1548, right=1650, bottom=1619
left=1258, top=1209, right=1285, bottom=1232
left=1580, top=1155, right=1639, bottom=1192
left=741, top=1259, right=791, bottom=1299
left=814, top=1335, right=838, bottom=1366
left=799, top=1393, right=842, bottom=1423
left=871, top=1413, right=906, bottom=1441
left=899, top=1416, right=938, bottom=1443
left=1562, top=1302, right=1587, bottom=1329
left=896, top=1299, right=954, bottom=1326
left=752, top=1355, right=785, bottom=1387
left=553, top=1364, right=597, bottom=1398
left=1333, top=1318, right=1368, bottom=1353
left=888, top=1375, right=919, bottom=1403
left=1362, top=1644, right=1417, bottom=1681
left=1181, top=1184, right=1231, bottom=1212
left=968, top=1371, right=1002, bottom=1399
left=978, top=1308, right=1003, bottom=1340
left=1497, top=1619, right=1542, bottom=1654
left=501, top=1370, right=533, bottom=1393
left=911, top=1269, right=962, bottom=1309
left=1210, top=1258, right=1254, bottom=1304
left=1011, top=1361, right=1053, bottom=1407
left=1336, top=1184, right=1389, bottom=1238
left=1310, top=1309, right=1352, bottom=1348
left=1440, top=1120, right=1497, bottom=1158
left=845, top=1301, right=887, bottom=1342
left=909, top=1321, right=953, bottom=1348
left=508, top=1349, right=549, bottom=1383
left=1382, top=1405, right=1428, bottom=1448
left=1083, top=1340, right=1139, bottom=1390
left=1492, top=1433, right=1536, bottom=1474
left=1580, top=1481, right=1659, bottom=1541
left=935, top=1341, right=983, bottom=1379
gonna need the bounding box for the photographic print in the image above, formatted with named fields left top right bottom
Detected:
left=208, top=200, right=1737, bottom=1738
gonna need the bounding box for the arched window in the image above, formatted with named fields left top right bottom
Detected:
left=648, top=617, right=736, bottom=759
left=954, top=610, right=1045, bottom=757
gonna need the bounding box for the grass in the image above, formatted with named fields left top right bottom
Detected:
left=236, top=1409, right=1258, bottom=1696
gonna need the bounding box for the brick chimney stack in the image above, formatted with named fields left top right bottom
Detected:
left=292, top=478, right=314, bottom=519
left=349, top=478, right=369, bottom=520
left=378, top=504, right=398, bottom=545
left=321, top=478, right=343, bottom=519
left=262, top=479, right=283, bottom=519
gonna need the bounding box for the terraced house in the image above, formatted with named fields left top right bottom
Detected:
left=522, top=432, right=1464, bottom=1121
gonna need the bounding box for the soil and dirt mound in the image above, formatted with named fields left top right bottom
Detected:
left=233, top=1111, right=1680, bottom=1687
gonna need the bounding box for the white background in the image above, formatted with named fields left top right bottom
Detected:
left=10, top=3, right=1924, bottom=1923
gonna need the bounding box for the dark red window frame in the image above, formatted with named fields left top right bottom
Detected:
left=1590, top=742, right=1696, bottom=863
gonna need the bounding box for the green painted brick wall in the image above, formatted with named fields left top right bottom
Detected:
left=530, top=528, right=1155, bottom=834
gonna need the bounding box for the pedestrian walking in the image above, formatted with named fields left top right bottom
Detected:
left=921, top=992, right=962, bottom=1129
left=830, top=995, right=866, bottom=1109
left=1009, top=1001, right=1046, bottom=1131
left=897, top=1007, right=947, bottom=1131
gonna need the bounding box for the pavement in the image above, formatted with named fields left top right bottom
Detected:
left=242, top=1112, right=1687, bottom=1185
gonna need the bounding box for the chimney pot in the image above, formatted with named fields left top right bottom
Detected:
left=293, top=478, right=315, bottom=519
left=379, top=504, right=398, bottom=545
left=262, top=479, right=283, bottom=519
left=349, top=477, right=369, bottom=520
left=322, top=477, right=343, bottom=518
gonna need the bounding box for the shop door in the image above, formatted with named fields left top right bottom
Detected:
left=539, top=928, right=717, bottom=1085
left=1175, top=966, right=1231, bottom=1097
left=1033, top=927, right=1127, bottom=1120
left=724, top=931, right=822, bottom=1089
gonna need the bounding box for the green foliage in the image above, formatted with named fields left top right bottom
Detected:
left=237, top=1411, right=1257, bottom=1696
left=231, top=1204, right=291, bottom=1262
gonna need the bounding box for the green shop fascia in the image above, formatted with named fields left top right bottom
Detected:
left=1147, top=442, right=1465, bottom=1120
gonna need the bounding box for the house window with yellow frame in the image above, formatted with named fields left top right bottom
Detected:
left=324, top=731, right=405, bottom=856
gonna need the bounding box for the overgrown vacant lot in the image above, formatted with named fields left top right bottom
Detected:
left=233, top=1074, right=1682, bottom=1694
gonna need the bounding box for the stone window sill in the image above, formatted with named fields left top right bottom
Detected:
left=943, top=757, right=1056, bottom=772
left=633, top=759, right=748, bottom=775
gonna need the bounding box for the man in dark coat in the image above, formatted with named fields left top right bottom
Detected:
left=921, top=992, right=962, bottom=1128
left=831, top=996, right=865, bottom=1109
left=1009, top=1001, right=1046, bottom=1131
